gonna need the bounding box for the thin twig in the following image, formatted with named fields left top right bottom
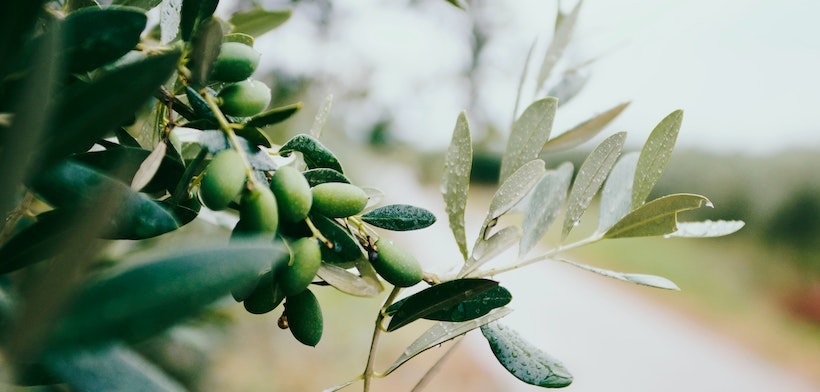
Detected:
left=363, top=286, right=402, bottom=391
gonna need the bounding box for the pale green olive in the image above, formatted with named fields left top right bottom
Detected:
left=372, top=238, right=423, bottom=287
left=199, top=149, right=246, bottom=211
left=210, top=42, right=261, bottom=82
left=218, top=79, right=271, bottom=117
left=310, top=182, right=368, bottom=218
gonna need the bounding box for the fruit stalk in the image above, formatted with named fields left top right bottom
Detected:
left=362, top=286, right=402, bottom=391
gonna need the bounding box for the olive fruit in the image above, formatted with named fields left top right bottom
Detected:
left=243, top=271, right=285, bottom=315
left=217, top=79, right=271, bottom=117
left=199, top=149, right=246, bottom=211
left=240, top=183, right=279, bottom=234
left=278, top=237, right=322, bottom=296
left=210, top=42, right=261, bottom=82
left=310, top=182, right=368, bottom=218
left=372, top=238, right=423, bottom=287
left=270, top=166, right=312, bottom=222
left=285, top=289, right=323, bottom=346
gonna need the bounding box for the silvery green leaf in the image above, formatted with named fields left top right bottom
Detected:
left=310, top=94, right=333, bottom=139
left=597, top=152, right=639, bottom=233
left=519, top=162, right=573, bottom=258
left=482, top=160, right=546, bottom=239
left=159, top=0, right=182, bottom=44
left=543, top=102, right=630, bottom=152
left=500, top=98, right=557, bottom=182
left=316, top=263, right=382, bottom=297
left=562, top=132, right=626, bottom=240
left=511, top=38, right=537, bottom=127
left=605, top=194, right=712, bottom=239
left=460, top=226, right=521, bottom=278
left=442, top=112, right=472, bottom=261
left=534, top=0, right=583, bottom=95
left=559, top=259, right=680, bottom=290
left=481, top=322, right=573, bottom=388
left=382, top=307, right=512, bottom=377
left=632, top=110, right=683, bottom=208
left=666, top=220, right=745, bottom=238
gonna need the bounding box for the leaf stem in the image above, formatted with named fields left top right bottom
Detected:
left=472, top=233, right=603, bottom=278
left=363, top=286, right=402, bottom=391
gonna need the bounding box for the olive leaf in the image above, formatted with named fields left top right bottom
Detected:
left=245, top=102, right=302, bottom=128
left=632, top=110, right=683, bottom=208
left=597, top=152, right=639, bottom=233
left=310, top=214, right=363, bottom=264
left=316, top=263, right=382, bottom=297
left=460, top=226, right=521, bottom=278
left=442, top=112, right=472, bottom=261
left=302, top=168, right=350, bottom=187
left=499, top=98, right=557, bottom=182
left=361, top=204, right=436, bottom=231
left=229, top=8, right=292, bottom=38
left=385, top=278, right=499, bottom=332
left=72, top=146, right=185, bottom=194
left=62, top=7, right=147, bottom=73
left=665, top=220, right=745, bottom=238
left=382, top=307, right=513, bottom=377
left=388, top=284, right=511, bottom=324
left=187, top=17, right=223, bottom=86
left=481, top=322, right=573, bottom=388
left=534, top=0, right=582, bottom=95
left=111, top=0, right=163, bottom=11
left=562, top=132, right=626, bottom=240
left=47, top=242, right=287, bottom=348
left=179, top=0, right=219, bottom=42
left=604, top=193, right=712, bottom=239
left=43, top=343, right=185, bottom=392
left=279, top=134, right=343, bottom=173
left=482, top=159, right=546, bottom=239
left=560, top=259, right=679, bottom=290
left=543, top=101, right=630, bottom=152
left=519, top=162, right=573, bottom=258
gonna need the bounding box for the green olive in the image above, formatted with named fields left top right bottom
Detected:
left=242, top=271, right=285, bottom=315
left=310, top=182, right=368, bottom=218
left=285, top=289, right=323, bottom=347
left=240, top=183, right=279, bottom=234
left=199, top=149, right=246, bottom=211
left=210, top=42, right=261, bottom=82
left=270, top=166, right=313, bottom=222
left=218, top=79, right=271, bottom=117
left=372, top=238, right=423, bottom=287
left=278, top=237, right=322, bottom=296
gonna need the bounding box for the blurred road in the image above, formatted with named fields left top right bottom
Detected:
left=368, top=160, right=818, bottom=392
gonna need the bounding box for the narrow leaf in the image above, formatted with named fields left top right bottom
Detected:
left=48, top=242, right=288, bottom=348
left=382, top=307, right=513, bottom=376
left=534, top=0, right=582, bottom=94
left=187, top=17, right=223, bottom=85
left=62, top=7, right=147, bottom=73
left=560, top=259, right=679, bottom=290
left=310, top=94, right=333, bottom=138
left=632, top=110, right=683, bottom=208
left=483, top=159, right=546, bottom=238
left=460, top=226, right=521, bottom=278
left=361, top=204, right=436, bottom=231
left=112, top=0, right=163, bottom=10
left=44, top=343, right=185, bottom=392
left=666, top=220, right=745, bottom=238
left=386, top=279, right=499, bottom=332
left=562, top=132, right=626, bottom=240
left=519, top=162, right=573, bottom=257
left=245, top=102, right=302, bottom=127
left=310, top=214, right=363, bottom=264
left=131, top=142, right=167, bottom=191
left=500, top=98, right=557, bottom=182
left=279, top=134, right=343, bottom=173
left=389, top=285, right=512, bottom=323
left=543, top=101, right=630, bottom=152
left=229, top=8, right=292, bottom=38
left=442, top=112, right=472, bottom=261
left=597, top=152, right=639, bottom=233
left=72, top=147, right=185, bottom=194
left=511, top=38, right=537, bottom=126
left=605, top=193, right=712, bottom=239
left=302, top=168, right=350, bottom=187
left=316, top=263, right=382, bottom=297
left=481, top=322, right=573, bottom=388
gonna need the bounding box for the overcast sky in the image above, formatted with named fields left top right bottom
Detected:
left=253, top=0, right=820, bottom=154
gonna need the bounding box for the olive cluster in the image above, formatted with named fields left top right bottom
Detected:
left=209, top=40, right=271, bottom=117
left=198, top=149, right=424, bottom=347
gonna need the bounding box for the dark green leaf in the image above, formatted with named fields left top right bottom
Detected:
left=0, top=210, right=77, bottom=274
left=0, top=0, right=46, bottom=79
left=245, top=102, right=302, bottom=127
left=62, top=7, right=147, bottom=73
left=386, top=278, right=499, bottom=332
left=499, top=98, right=557, bottom=182
left=543, top=102, right=630, bottom=152
left=279, top=133, right=343, bottom=173
left=562, top=132, right=626, bottom=240
left=65, top=0, right=101, bottom=12
left=481, top=322, right=573, bottom=388
left=48, top=241, right=287, bottom=348
left=391, top=285, right=511, bottom=324
left=46, top=50, right=181, bottom=164
left=632, top=110, right=683, bottom=208
left=29, top=161, right=180, bottom=239
left=111, top=0, right=163, bottom=10
left=560, top=259, right=679, bottom=290
left=71, top=146, right=185, bottom=194
left=604, top=193, right=712, bottom=239
left=187, top=17, right=223, bottom=85
left=235, top=126, right=273, bottom=148
left=310, top=214, right=362, bottom=264
left=442, top=112, right=472, bottom=261
left=43, top=343, right=185, bottom=392
left=383, top=307, right=512, bottom=377
left=184, top=85, right=218, bottom=122
left=229, top=8, right=292, bottom=38
left=180, top=0, right=219, bottom=41
left=361, top=204, right=436, bottom=231
left=302, top=168, right=350, bottom=187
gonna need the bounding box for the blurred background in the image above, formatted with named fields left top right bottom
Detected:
left=146, top=0, right=820, bottom=390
